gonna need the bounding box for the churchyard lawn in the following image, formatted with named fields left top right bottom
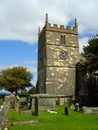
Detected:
left=7, top=106, right=98, bottom=130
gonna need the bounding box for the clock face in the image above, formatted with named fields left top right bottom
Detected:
left=59, top=51, right=68, bottom=60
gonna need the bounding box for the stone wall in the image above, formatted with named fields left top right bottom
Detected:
left=46, top=67, right=76, bottom=95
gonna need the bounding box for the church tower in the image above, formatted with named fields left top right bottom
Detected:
left=37, top=14, right=79, bottom=98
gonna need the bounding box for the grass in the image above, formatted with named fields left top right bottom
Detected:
left=7, top=106, right=98, bottom=130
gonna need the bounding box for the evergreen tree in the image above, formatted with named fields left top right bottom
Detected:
left=82, top=34, right=98, bottom=74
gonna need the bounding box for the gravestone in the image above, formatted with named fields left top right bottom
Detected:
left=75, top=103, right=79, bottom=112
left=81, top=106, right=98, bottom=114
left=15, top=94, right=20, bottom=111
left=5, top=94, right=15, bottom=108
left=64, top=107, right=69, bottom=116
left=34, top=96, right=39, bottom=116
left=4, top=93, right=19, bottom=111
left=70, top=103, right=75, bottom=110
left=0, top=105, right=8, bottom=129
left=10, top=94, right=16, bottom=108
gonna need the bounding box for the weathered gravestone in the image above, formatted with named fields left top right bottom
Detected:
left=70, top=103, right=75, bottom=110
left=0, top=105, right=8, bottom=129
left=75, top=103, right=79, bottom=112
left=5, top=94, right=15, bottom=108
left=81, top=106, right=98, bottom=114
left=4, top=93, right=19, bottom=111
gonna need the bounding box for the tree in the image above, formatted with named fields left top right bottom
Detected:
left=28, top=86, right=36, bottom=94
left=0, top=66, right=32, bottom=93
left=82, top=34, right=98, bottom=74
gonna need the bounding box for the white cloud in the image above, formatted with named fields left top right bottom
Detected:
left=0, top=64, right=18, bottom=71
left=23, top=60, right=37, bottom=65
left=0, top=0, right=98, bottom=48
left=26, top=66, right=37, bottom=73
left=0, top=63, right=37, bottom=74
left=79, top=37, right=89, bottom=52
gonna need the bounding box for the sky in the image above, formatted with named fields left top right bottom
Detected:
left=0, top=0, right=98, bottom=86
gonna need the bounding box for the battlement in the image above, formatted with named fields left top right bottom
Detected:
left=46, top=23, right=77, bottom=31
left=38, top=14, right=78, bottom=37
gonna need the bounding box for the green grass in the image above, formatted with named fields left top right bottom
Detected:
left=7, top=106, right=98, bottom=130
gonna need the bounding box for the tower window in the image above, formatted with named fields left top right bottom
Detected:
left=61, top=35, right=66, bottom=44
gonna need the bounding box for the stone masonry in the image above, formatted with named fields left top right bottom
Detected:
left=37, top=14, right=79, bottom=100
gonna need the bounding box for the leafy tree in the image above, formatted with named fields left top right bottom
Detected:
left=28, top=86, right=36, bottom=94
left=0, top=66, right=32, bottom=93
left=82, top=34, right=98, bottom=74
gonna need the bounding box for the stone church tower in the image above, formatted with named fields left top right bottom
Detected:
left=37, top=14, right=79, bottom=98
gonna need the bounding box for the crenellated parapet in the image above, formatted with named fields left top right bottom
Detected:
left=38, top=14, right=78, bottom=38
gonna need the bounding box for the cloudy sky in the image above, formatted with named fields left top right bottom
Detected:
left=0, top=0, right=98, bottom=85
